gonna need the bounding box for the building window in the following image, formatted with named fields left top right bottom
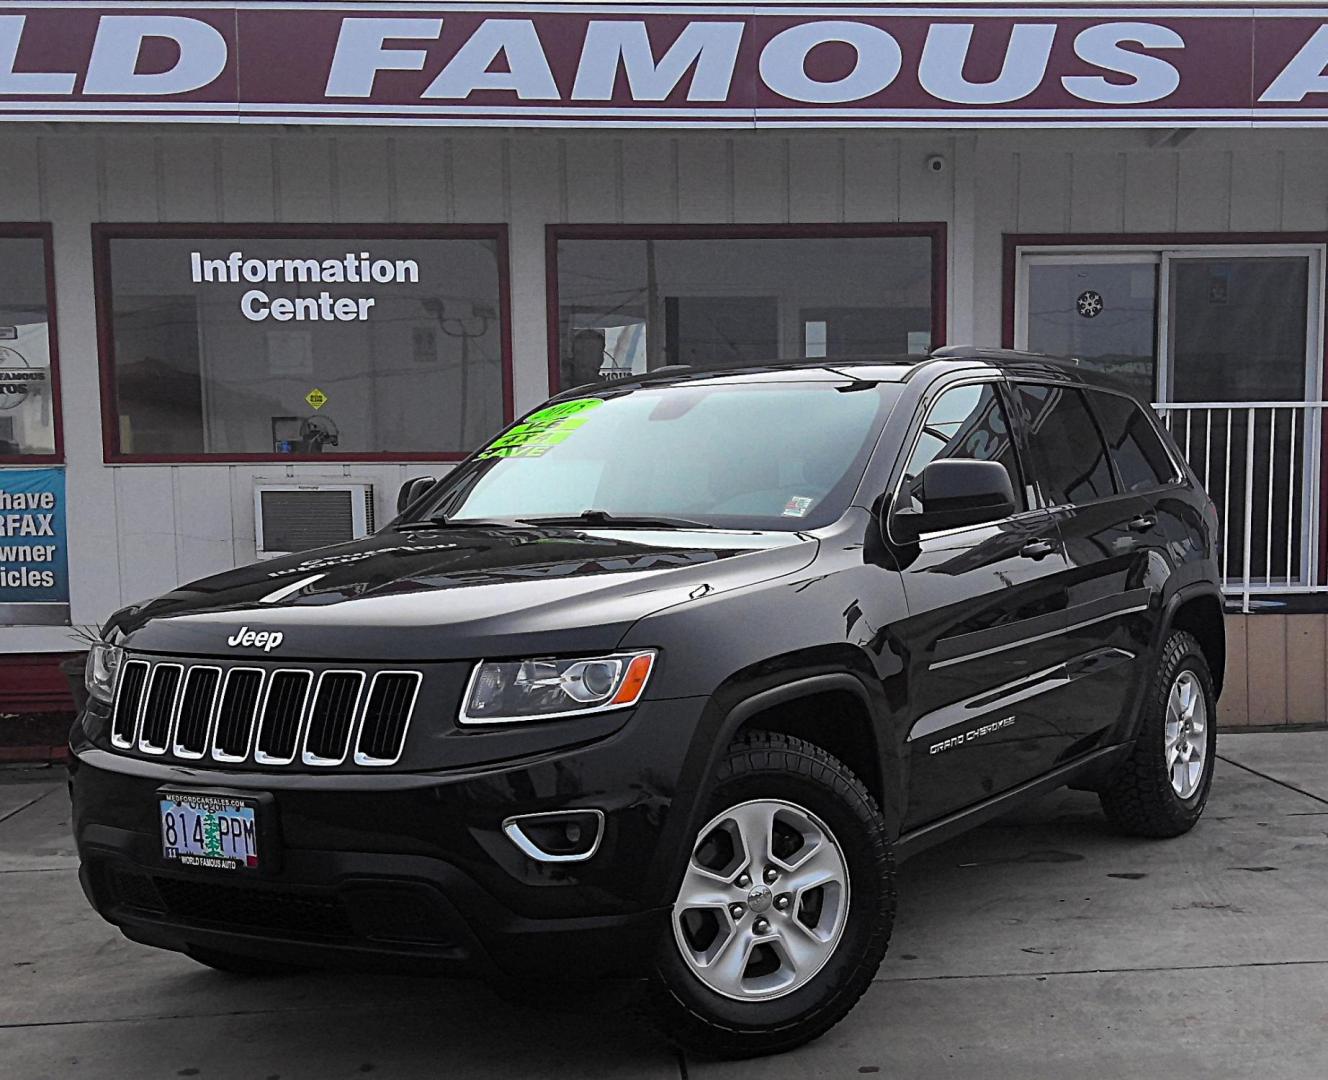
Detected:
left=96, top=226, right=510, bottom=461
left=0, top=227, right=61, bottom=462
left=549, top=226, right=944, bottom=390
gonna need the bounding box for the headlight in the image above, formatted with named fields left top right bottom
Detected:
left=85, top=643, right=124, bottom=705
left=460, top=650, right=656, bottom=724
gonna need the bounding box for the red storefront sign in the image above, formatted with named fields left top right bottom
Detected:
left=2, top=3, right=1328, bottom=127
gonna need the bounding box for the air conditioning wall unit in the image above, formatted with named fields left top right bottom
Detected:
left=254, top=482, right=375, bottom=559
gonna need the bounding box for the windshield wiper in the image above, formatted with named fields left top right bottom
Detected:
left=393, top=516, right=518, bottom=531
left=516, top=510, right=714, bottom=530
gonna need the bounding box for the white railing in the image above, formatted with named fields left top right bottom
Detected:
left=1154, top=402, right=1326, bottom=612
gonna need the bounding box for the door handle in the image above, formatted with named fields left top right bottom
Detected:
left=1127, top=515, right=1157, bottom=533
left=1020, top=538, right=1057, bottom=560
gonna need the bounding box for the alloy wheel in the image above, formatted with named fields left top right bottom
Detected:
left=1164, top=670, right=1208, bottom=799
left=671, top=798, right=850, bottom=1002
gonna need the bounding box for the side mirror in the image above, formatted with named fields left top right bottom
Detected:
left=892, top=459, right=1017, bottom=542
left=396, top=475, right=437, bottom=515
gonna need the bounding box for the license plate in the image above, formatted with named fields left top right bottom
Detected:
left=159, top=791, right=259, bottom=871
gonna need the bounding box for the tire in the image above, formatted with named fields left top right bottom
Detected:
left=1099, top=629, right=1217, bottom=838
left=646, top=732, right=894, bottom=1059
left=185, top=946, right=306, bottom=977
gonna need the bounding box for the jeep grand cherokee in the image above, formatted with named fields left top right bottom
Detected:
left=70, top=348, right=1224, bottom=1058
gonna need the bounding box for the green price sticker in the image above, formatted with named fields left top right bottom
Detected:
left=478, top=398, right=604, bottom=460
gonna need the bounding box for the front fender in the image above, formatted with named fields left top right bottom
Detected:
left=641, top=654, right=899, bottom=907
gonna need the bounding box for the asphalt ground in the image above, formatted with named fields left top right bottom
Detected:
left=2, top=731, right=1325, bottom=1080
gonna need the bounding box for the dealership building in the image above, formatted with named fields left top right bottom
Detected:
left=1, top=1, right=1327, bottom=735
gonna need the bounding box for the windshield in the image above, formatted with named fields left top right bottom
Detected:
left=409, top=379, right=901, bottom=532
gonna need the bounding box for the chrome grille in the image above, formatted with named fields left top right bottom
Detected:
left=212, top=669, right=264, bottom=762
left=109, top=659, right=420, bottom=769
left=303, top=671, right=364, bottom=766
left=138, top=664, right=182, bottom=755
left=355, top=672, right=422, bottom=766
left=173, top=666, right=221, bottom=758
left=110, top=660, right=149, bottom=748
left=254, top=670, right=312, bottom=765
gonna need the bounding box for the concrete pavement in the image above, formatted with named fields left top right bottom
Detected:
left=1, top=732, right=1325, bottom=1079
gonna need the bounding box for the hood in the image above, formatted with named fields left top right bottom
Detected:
left=108, top=524, right=818, bottom=662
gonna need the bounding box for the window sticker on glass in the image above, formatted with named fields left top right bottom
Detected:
left=478, top=398, right=604, bottom=460
left=782, top=495, right=815, bottom=518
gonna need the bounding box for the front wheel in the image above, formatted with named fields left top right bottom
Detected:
left=1099, top=629, right=1217, bottom=838
left=646, top=732, right=894, bottom=1058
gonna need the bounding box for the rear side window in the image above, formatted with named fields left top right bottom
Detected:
left=1012, top=384, right=1114, bottom=507
left=901, top=382, right=1025, bottom=512
left=1090, top=391, right=1179, bottom=492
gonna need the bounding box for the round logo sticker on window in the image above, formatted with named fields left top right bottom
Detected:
left=0, top=344, right=45, bottom=411
left=1076, top=291, right=1104, bottom=319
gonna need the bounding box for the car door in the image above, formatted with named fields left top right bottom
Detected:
left=1007, top=381, right=1170, bottom=761
left=890, top=378, right=1073, bottom=831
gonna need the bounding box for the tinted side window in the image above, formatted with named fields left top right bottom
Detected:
left=1090, top=391, right=1178, bottom=492
left=902, top=383, right=1024, bottom=512
left=1013, top=384, right=1114, bottom=506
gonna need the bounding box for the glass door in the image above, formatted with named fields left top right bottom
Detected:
left=1160, top=252, right=1322, bottom=590
left=1017, top=254, right=1160, bottom=403
left=1016, top=245, right=1325, bottom=592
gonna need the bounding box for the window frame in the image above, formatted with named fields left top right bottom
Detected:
left=1008, top=379, right=1122, bottom=511
left=1082, top=385, right=1186, bottom=498
left=545, top=222, right=948, bottom=395
left=886, top=375, right=1034, bottom=545
left=93, top=222, right=514, bottom=464
left=0, top=222, right=63, bottom=465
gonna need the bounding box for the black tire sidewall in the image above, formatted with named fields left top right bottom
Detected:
left=1142, top=633, right=1218, bottom=821
left=652, top=740, right=892, bottom=1041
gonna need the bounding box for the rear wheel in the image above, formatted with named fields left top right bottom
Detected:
left=647, top=732, right=894, bottom=1058
left=1099, top=630, right=1217, bottom=838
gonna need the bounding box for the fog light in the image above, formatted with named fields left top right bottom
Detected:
left=502, top=810, right=604, bottom=863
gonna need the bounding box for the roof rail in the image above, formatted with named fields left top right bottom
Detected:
left=929, top=345, right=1072, bottom=365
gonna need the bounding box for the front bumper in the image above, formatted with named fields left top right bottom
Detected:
left=69, top=697, right=707, bottom=980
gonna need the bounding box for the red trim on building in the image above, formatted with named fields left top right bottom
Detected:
left=0, top=222, right=64, bottom=465
left=545, top=222, right=948, bottom=396
left=0, top=745, right=69, bottom=764
left=0, top=652, right=78, bottom=714
left=1003, top=230, right=1328, bottom=583
left=92, top=222, right=515, bottom=464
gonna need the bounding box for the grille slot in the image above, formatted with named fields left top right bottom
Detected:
left=110, top=660, right=150, bottom=748
left=212, top=669, right=264, bottom=762
left=173, top=666, right=221, bottom=758
left=355, top=672, right=422, bottom=766
left=137, top=663, right=183, bottom=754
left=303, top=671, right=365, bottom=766
left=254, top=670, right=312, bottom=765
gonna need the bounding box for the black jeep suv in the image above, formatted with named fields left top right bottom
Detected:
left=70, top=348, right=1223, bottom=1057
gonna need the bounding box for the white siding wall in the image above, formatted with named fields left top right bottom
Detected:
left=2, top=125, right=1325, bottom=651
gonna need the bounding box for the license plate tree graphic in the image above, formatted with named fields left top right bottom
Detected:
left=202, top=812, right=223, bottom=857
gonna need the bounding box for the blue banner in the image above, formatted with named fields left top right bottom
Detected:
left=0, top=467, right=69, bottom=625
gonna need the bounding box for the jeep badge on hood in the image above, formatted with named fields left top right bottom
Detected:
left=227, top=626, right=283, bottom=652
